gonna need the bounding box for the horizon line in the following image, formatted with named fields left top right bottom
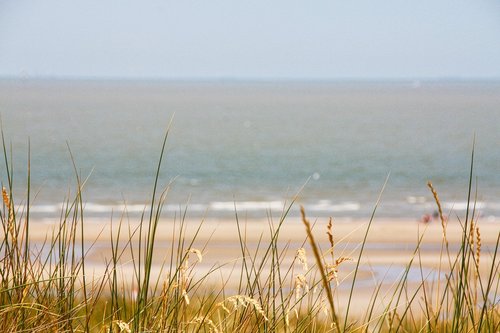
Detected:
left=1, top=75, right=500, bottom=84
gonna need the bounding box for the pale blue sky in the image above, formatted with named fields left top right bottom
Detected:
left=1, top=0, right=500, bottom=80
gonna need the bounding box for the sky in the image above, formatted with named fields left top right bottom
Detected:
left=1, top=0, right=500, bottom=80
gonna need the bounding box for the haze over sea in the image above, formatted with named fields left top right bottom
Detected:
left=1, top=79, right=499, bottom=220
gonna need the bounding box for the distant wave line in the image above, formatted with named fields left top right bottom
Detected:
left=22, top=199, right=499, bottom=215
left=25, top=200, right=361, bottom=214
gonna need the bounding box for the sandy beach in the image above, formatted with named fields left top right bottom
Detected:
left=26, top=214, right=499, bottom=315
left=29, top=215, right=500, bottom=260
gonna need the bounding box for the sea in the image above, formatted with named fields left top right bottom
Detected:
left=0, top=79, right=499, bottom=221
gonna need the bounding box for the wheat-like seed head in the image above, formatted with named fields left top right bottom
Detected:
left=386, top=311, right=393, bottom=328
left=327, top=217, right=334, bottom=258
left=217, top=295, right=268, bottom=321
left=393, top=311, right=401, bottom=326
left=284, top=305, right=290, bottom=328
left=295, top=274, right=307, bottom=300
left=2, top=186, right=15, bottom=241
left=296, top=247, right=308, bottom=271
left=335, top=257, right=352, bottom=266
left=476, top=226, right=481, bottom=272
left=190, top=316, right=219, bottom=333
left=182, top=288, right=190, bottom=305
left=326, top=257, right=352, bottom=285
left=178, top=248, right=202, bottom=303
left=219, top=302, right=231, bottom=314
left=2, top=186, right=9, bottom=207
left=469, top=219, right=476, bottom=248
left=113, top=320, right=131, bottom=333
left=189, top=248, right=203, bottom=263
left=325, top=263, right=338, bottom=285
left=182, top=248, right=203, bottom=271
left=427, top=181, right=447, bottom=242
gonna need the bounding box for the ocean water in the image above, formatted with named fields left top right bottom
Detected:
left=0, top=80, right=499, bottom=220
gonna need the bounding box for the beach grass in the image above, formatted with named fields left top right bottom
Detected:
left=0, top=129, right=499, bottom=332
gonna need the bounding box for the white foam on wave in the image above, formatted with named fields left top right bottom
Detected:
left=483, top=202, right=500, bottom=211
left=83, top=203, right=147, bottom=213
left=306, top=200, right=361, bottom=212
left=26, top=200, right=361, bottom=215
left=27, top=203, right=147, bottom=214
left=164, top=204, right=207, bottom=212
left=442, top=201, right=485, bottom=211
left=28, top=204, right=62, bottom=213
left=406, top=196, right=426, bottom=204
left=210, top=201, right=285, bottom=211
left=23, top=199, right=500, bottom=217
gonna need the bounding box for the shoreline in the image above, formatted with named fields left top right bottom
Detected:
left=28, top=215, right=499, bottom=243
left=23, top=215, right=498, bottom=315
left=26, top=216, right=499, bottom=274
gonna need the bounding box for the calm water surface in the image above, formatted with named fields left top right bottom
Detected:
left=0, top=80, right=499, bottom=219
